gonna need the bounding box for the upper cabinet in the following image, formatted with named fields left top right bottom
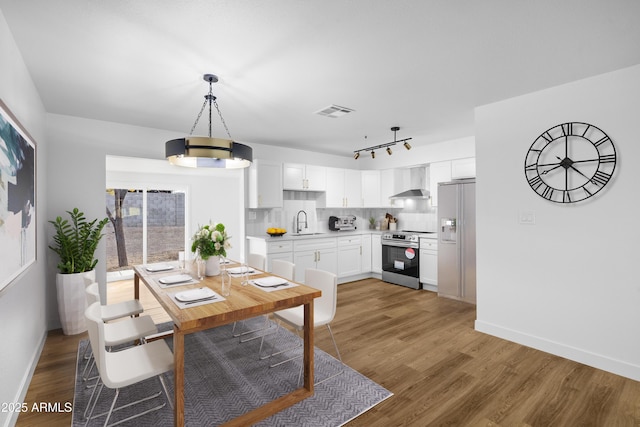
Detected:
left=248, top=159, right=283, bottom=208
left=429, top=158, right=475, bottom=206
left=283, top=163, right=326, bottom=191
left=325, top=167, right=362, bottom=208
left=361, top=170, right=380, bottom=208
left=451, top=157, right=476, bottom=179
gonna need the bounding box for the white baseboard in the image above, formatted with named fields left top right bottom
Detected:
left=475, top=320, right=640, bottom=381
left=3, top=330, right=47, bottom=427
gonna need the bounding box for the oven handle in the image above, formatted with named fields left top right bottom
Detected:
left=382, top=241, right=419, bottom=249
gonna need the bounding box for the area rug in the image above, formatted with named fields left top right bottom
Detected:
left=72, top=320, right=392, bottom=426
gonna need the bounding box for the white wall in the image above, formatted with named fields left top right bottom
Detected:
left=106, top=155, right=244, bottom=263
left=0, top=10, right=49, bottom=427
left=475, top=64, right=640, bottom=380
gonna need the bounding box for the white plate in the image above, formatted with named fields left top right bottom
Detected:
left=227, top=266, right=254, bottom=274
left=159, top=274, right=193, bottom=285
left=254, top=276, right=288, bottom=287
left=175, top=287, right=215, bottom=302
left=146, top=263, right=174, bottom=272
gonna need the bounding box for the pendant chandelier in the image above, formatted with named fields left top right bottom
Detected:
left=165, top=74, right=252, bottom=168
left=353, top=126, right=411, bottom=160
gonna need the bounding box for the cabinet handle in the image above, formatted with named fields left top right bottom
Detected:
left=317, top=250, right=321, bottom=262
left=360, top=246, right=362, bottom=255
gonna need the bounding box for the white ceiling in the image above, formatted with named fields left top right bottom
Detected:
left=2, top=0, right=639, bottom=157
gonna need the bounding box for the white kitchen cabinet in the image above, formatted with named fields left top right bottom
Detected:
left=283, top=163, right=326, bottom=191
left=248, top=159, right=283, bottom=208
left=419, top=238, right=437, bottom=288
left=451, top=157, right=476, bottom=179
left=429, top=161, right=452, bottom=207
left=371, top=234, right=382, bottom=273
left=293, top=238, right=337, bottom=283
left=325, top=167, right=362, bottom=208
left=361, top=170, right=380, bottom=207
left=266, top=240, right=293, bottom=272
left=379, top=168, right=408, bottom=208
left=361, top=234, right=372, bottom=273
left=337, top=235, right=362, bottom=277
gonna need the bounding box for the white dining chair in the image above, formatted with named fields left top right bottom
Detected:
left=248, top=253, right=266, bottom=270
left=262, top=268, right=343, bottom=385
left=233, top=255, right=288, bottom=343
left=85, top=281, right=144, bottom=321
left=82, top=283, right=158, bottom=383
left=81, top=280, right=144, bottom=372
left=271, top=259, right=295, bottom=281
left=83, top=302, right=174, bottom=426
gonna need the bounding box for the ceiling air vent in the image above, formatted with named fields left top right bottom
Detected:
left=315, top=104, right=354, bottom=118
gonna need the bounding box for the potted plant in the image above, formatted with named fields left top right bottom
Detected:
left=191, top=222, right=231, bottom=276
left=49, top=208, right=108, bottom=335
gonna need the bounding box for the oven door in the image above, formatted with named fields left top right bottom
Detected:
left=381, top=240, right=420, bottom=289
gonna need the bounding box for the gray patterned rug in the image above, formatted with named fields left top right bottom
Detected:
left=73, top=320, right=392, bottom=426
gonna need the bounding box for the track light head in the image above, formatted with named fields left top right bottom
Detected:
left=386, top=146, right=392, bottom=155
left=354, top=152, right=360, bottom=160
left=404, top=141, right=412, bottom=150
left=371, top=151, right=376, bottom=159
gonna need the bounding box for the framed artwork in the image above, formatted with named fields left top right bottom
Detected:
left=0, top=99, right=36, bottom=292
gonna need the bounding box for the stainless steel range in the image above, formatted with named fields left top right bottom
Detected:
left=381, top=230, right=436, bottom=289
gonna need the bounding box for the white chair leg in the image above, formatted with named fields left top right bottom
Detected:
left=158, top=375, right=173, bottom=410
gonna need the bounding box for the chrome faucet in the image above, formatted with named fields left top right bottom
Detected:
left=296, top=210, right=308, bottom=233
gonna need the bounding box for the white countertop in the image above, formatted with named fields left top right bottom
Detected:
left=247, top=229, right=385, bottom=242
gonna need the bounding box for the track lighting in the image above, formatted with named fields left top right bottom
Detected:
left=353, top=126, right=412, bottom=160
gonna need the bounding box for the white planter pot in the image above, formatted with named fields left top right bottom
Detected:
left=56, top=270, right=95, bottom=335
left=205, top=256, right=220, bottom=276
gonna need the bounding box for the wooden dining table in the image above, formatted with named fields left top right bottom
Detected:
left=133, top=260, right=321, bottom=427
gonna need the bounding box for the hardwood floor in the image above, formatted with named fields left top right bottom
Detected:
left=18, top=278, right=640, bottom=426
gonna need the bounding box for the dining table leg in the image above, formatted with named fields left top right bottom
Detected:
left=303, top=301, right=314, bottom=392
left=174, top=325, right=185, bottom=427
left=134, top=273, right=140, bottom=301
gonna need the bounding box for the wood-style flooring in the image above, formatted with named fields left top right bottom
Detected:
left=17, top=278, right=640, bottom=426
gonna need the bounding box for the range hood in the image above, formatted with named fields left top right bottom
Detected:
left=390, top=166, right=430, bottom=199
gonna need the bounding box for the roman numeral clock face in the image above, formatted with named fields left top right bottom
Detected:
left=524, top=122, right=617, bottom=203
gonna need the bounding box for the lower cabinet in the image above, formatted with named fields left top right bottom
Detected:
left=361, top=234, right=372, bottom=273
left=293, top=238, right=337, bottom=284
left=266, top=240, right=293, bottom=272
left=337, top=235, right=362, bottom=278
left=372, top=234, right=382, bottom=273
left=252, top=233, right=380, bottom=284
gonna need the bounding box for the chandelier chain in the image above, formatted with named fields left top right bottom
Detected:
left=188, top=80, right=232, bottom=139
left=213, top=99, right=232, bottom=139
left=189, top=98, right=208, bottom=136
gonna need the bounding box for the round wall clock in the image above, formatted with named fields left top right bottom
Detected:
left=524, top=122, right=617, bottom=203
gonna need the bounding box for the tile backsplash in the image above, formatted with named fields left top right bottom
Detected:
left=246, top=197, right=437, bottom=235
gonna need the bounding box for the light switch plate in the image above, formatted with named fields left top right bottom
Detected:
left=519, top=210, right=535, bottom=225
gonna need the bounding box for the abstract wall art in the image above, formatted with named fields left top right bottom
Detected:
left=0, top=99, right=36, bottom=292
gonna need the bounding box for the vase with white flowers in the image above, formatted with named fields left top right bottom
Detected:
left=191, top=222, right=231, bottom=276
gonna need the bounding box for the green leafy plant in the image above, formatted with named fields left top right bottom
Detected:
left=191, top=222, right=231, bottom=259
left=49, top=208, right=109, bottom=274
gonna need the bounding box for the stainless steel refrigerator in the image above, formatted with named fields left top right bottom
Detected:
left=437, top=179, right=476, bottom=304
